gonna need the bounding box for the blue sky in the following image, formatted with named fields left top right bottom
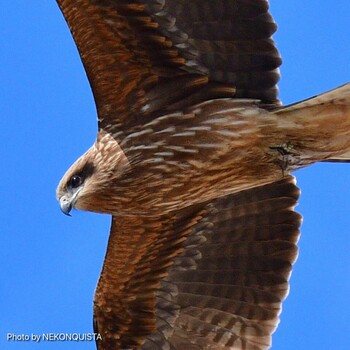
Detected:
left=1, top=1, right=349, bottom=349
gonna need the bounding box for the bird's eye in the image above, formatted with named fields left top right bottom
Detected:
left=69, top=175, right=83, bottom=189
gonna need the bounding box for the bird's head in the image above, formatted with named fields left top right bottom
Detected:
left=56, top=131, right=129, bottom=215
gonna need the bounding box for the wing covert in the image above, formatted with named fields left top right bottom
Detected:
left=56, top=0, right=281, bottom=137
left=93, top=176, right=301, bottom=349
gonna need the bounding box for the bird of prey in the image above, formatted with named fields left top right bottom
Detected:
left=55, top=1, right=350, bottom=349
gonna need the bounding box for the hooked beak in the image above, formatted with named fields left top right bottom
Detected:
left=59, top=196, right=72, bottom=216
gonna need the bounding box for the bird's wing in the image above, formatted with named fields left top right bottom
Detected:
left=56, top=0, right=281, bottom=137
left=93, top=176, right=301, bottom=350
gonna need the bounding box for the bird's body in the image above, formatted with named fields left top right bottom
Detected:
left=55, top=1, right=350, bottom=349
left=60, top=93, right=350, bottom=216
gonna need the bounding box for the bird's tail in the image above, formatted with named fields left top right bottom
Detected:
left=274, top=83, right=350, bottom=163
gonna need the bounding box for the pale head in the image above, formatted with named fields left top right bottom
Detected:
left=56, top=131, right=129, bottom=215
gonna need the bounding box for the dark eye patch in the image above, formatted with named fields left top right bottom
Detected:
left=81, top=162, right=95, bottom=178
left=67, top=162, right=95, bottom=190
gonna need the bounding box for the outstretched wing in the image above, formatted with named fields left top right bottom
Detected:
left=93, top=176, right=301, bottom=350
left=56, top=0, right=281, bottom=137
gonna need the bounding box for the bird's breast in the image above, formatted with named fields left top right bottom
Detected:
left=114, top=101, right=286, bottom=215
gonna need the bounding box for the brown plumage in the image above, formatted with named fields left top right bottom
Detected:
left=55, top=1, right=350, bottom=349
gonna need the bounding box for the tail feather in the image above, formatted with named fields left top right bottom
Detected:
left=299, top=83, right=350, bottom=162
left=273, top=82, right=350, bottom=163
left=278, top=82, right=350, bottom=113
left=323, top=157, right=350, bottom=163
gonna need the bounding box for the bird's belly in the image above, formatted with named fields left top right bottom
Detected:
left=120, top=142, right=284, bottom=215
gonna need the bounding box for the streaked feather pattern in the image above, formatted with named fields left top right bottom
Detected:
left=93, top=177, right=300, bottom=349
left=54, top=0, right=350, bottom=349
left=56, top=0, right=281, bottom=139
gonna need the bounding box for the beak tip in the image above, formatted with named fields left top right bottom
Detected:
left=59, top=198, right=72, bottom=216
